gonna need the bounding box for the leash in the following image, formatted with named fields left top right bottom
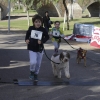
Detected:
left=60, top=37, right=79, bottom=50
left=43, top=48, right=60, bottom=64
left=39, top=36, right=79, bottom=64
left=39, top=45, right=60, bottom=64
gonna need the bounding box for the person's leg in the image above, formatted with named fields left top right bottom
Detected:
left=34, top=51, right=43, bottom=81
left=29, top=50, right=37, bottom=79
left=53, top=41, right=59, bottom=54
left=44, top=26, right=49, bottom=33
left=58, top=42, right=60, bottom=49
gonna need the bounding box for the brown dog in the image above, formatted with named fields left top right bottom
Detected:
left=77, top=48, right=87, bottom=67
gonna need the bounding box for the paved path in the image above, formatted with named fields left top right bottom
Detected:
left=0, top=32, right=100, bottom=100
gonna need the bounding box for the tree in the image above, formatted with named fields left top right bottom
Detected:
left=97, top=0, right=100, bottom=18
left=70, top=0, right=73, bottom=20
left=21, top=0, right=43, bottom=26
left=22, top=0, right=52, bottom=26
left=11, top=0, right=21, bottom=10
left=10, top=0, right=17, bottom=3
left=11, top=0, right=70, bottom=28
left=53, top=0, right=69, bottom=30
left=32, top=0, right=70, bottom=30
left=10, top=0, right=17, bottom=11
left=17, top=0, right=21, bottom=10
left=21, top=0, right=36, bottom=26
left=63, top=0, right=69, bottom=30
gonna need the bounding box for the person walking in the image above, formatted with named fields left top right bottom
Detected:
left=25, top=14, right=49, bottom=81
left=43, top=11, right=52, bottom=33
left=49, top=21, right=65, bottom=54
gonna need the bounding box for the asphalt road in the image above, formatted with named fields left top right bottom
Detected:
left=0, top=32, right=100, bottom=100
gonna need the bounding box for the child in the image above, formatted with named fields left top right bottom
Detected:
left=25, top=14, right=49, bottom=81
left=49, top=21, right=65, bottom=54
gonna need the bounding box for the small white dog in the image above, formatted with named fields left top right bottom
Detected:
left=51, top=51, right=70, bottom=79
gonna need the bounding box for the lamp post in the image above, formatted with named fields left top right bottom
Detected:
left=8, top=0, right=10, bottom=33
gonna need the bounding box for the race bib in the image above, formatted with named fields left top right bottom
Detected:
left=31, top=30, right=43, bottom=40
left=52, top=30, right=60, bottom=37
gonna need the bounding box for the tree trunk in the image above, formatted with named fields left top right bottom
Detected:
left=26, top=8, right=30, bottom=27
left=23, top=6, right=27, bottom=12
left=18, top=0, right=21, bottom=10
left=11, top=7, right=14, bottom=12
left=99, top=1, right=100, bottom=18
left=63, top=0, right=69, bottom=30
left=70, top=0, right=73, bottom=20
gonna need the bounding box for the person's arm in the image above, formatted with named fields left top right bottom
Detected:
left=42, top=28, right=49, bottom=43
left=48, top=16, right=50, bottom=21
left=43, top=16, right=47, bottom=26
left=49, top=28, right=53, bottom=35
left=48, top=29, right=53, bottom=39
left=60, top=34, right=65, bottom=38
left=59, top=28, right=65, bottom=38
left=42, top=16, right=45, bottom=26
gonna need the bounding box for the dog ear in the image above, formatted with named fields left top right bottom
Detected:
left=59, top=52, right=64, bottom=61
left=66, top=52, right=70, bottom=59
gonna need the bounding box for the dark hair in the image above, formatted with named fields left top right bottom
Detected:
left=45, top=11, right=48, bottom=14
left=32, top=14, right=43, bottom=24
left=54, top=21, right=60, bottom=24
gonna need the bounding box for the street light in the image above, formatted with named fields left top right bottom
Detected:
left=8, top=0, right=10, bottom=33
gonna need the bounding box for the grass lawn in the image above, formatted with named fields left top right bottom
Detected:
left=10, top=9, right=37, bottom=15
left=0, top=15, right=100, bottom=36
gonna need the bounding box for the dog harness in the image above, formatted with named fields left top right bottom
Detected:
left=78, top=49, right=85, bottom=59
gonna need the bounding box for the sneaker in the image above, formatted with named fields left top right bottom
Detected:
left=29, top=71, right=34, bottom=80
left=34, top=74, right=38, bottom=81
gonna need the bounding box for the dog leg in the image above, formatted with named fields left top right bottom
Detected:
left=53, top=67, right=58, bottom=77
left=78, top=58, right=81, bottom=64
left=77, top=58, right=79, bottom=64
left=51, top=62, right=58, bottom=77
left=57, top=69, right=61, bottom=78
left=80, top=59, right=81, bottom=63
left=64, top=64, right=70, bottom=79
